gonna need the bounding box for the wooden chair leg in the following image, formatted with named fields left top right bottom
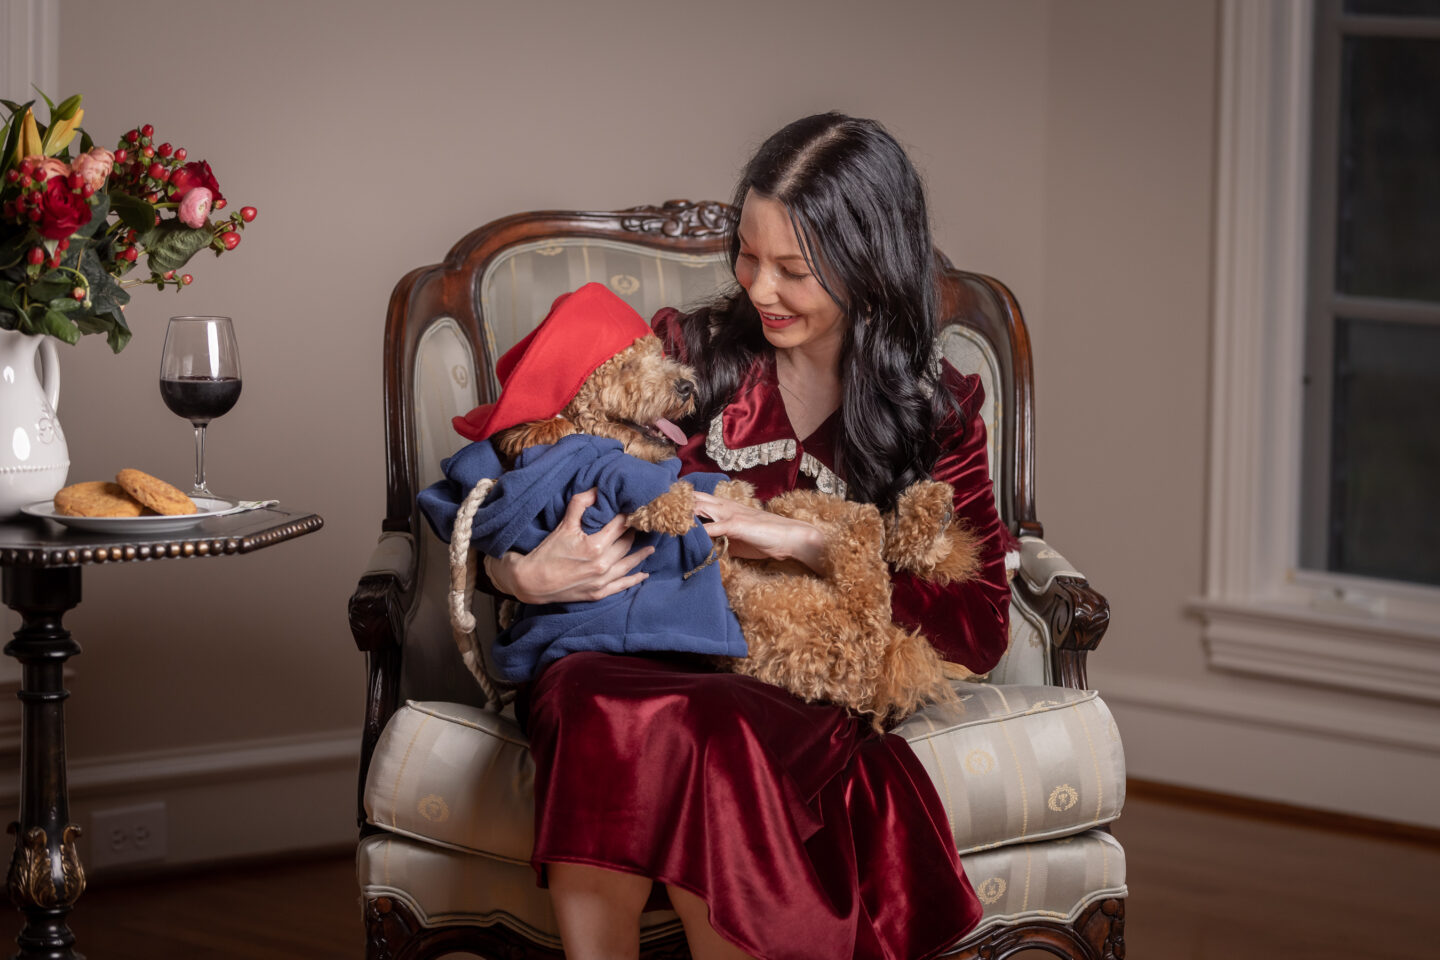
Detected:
left=947, top=897, right=1126, bottom=960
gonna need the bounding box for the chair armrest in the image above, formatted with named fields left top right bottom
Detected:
left=348, top=530, right=417, bottom=830
left=1012, top=536, right=1111, bottom=690
left=348, top=531, right=415, bottom=654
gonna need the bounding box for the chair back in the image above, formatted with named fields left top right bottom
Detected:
left=377, top=201, right=1047, bottom=706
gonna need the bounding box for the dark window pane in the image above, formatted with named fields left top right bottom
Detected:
left=1322, top=317, right=1440, bottom=586
left=1335, top=36, right=1440, bottom=302
left=1345, top=0, right=1440, bottom=16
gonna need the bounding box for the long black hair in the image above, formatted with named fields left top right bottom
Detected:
left=676, top=112, right=955, bottom=511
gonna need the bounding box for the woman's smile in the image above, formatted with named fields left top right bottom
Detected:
left=734, top=189, right=846, bottom=357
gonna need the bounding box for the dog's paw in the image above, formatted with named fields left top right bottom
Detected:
left=713, top=479, right=761, bottom=509
left=883, top=480, right=977, bottom=583
left=628, top=480, right=696, bottom=536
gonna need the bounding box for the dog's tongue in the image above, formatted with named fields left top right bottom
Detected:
left=654, top=418, right=688, bottom=445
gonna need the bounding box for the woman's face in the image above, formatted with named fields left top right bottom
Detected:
left=734, top=190, right=846, bottom=355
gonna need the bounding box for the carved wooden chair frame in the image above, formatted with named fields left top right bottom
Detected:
left=349, top=200, right=1121, bottom=960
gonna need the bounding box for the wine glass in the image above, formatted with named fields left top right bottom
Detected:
left=159, top=316, right=242, bottom=500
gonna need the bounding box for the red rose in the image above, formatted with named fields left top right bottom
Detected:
left=36, top=178, right=92, bottom=240
left=169, top=160, right=224, bottom=205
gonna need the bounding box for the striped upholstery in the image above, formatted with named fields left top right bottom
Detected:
left=356, top=828, right=1126, bottom=948
left=364, top=685, right=1124, bottom=877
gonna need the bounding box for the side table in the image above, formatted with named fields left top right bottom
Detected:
left=0, top=505, right=323, bottom=960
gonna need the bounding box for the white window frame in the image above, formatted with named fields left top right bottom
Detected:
left=1195, top=0, right=1440, bottom=704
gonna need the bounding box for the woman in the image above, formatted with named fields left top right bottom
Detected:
left=484, top=113, right=1013, bottom=960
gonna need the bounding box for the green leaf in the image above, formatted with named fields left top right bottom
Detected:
left=144, top=220, right=213, bottom=275
left=108, top=191, right=156, bottom=234
left=0, top=105, right=23, bottom=171
left=72, top=192, right=110, bottom=241
left=37, top=307, right=80, bottom=345
left=32, top=87, right=56, bottom=115
left=52, top=94, right=81, bottom=121
left=79, top=128, right=93, bottom=153
left=27, top=279, right=69, bottom=303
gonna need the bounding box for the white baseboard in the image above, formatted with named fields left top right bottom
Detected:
left=1095, top=668, right=1440, bottom=829
left=0, top=730, right=361, bottom=875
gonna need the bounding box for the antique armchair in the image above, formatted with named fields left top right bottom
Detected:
left=349, top=201, right=1127, bottom=960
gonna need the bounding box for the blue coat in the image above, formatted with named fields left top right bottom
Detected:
left=418, top=433, right=746, bottom=683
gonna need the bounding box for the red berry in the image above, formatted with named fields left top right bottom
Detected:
left=148, top=162, right=164, bottom=179
left=141, top=124, right=154, bottom=137
left=123, top=247, right=139, bottom=262
left=214, top=197, right=227, bottom=211
left=68, top=173, right=83, bottom=190
left=19, top=174, right=32, bottom=188
left=157, top=143, right=173, bottom=158
left=81, top=185, right=95, bottom=198
left=181, top=273, right=193, bottom=285
left=31, top=168, right=46, bottom=183
left=145, top=192, right=160, bottom=203
left=125, top=229, right=137, bottom=242
left=58, top=238, right=69, bottom=251
left=239, top=206, right=257, bottom=222
left=26, top=247, right=43, bottom=265
left=142, top=146, right=155, bottom=159
left=71, top=287, right=85, bottom=301
left=114, top=149, right=128, bottom=163
left=125, top=129, right=139, bottom=143
left=3, top=170, right=16, bottom=183
left=27, top=208, right=40, bottom=222
left=174, top=147, right=187, bottom=161
left=220, top=231, right=241, bottom=250
left=163, top=270, right=175, bottom=280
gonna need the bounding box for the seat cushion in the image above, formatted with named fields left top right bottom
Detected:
left=363, top=682, right=1124, bottom=862
left=356, top=828, right=1126, bottom=944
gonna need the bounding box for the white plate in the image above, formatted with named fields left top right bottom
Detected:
left=21, top=496, right=255, bottom=534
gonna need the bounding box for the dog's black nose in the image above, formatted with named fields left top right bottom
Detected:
left=675, top=378, right=696, bottom=401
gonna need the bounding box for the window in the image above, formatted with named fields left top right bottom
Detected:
left=1197, top=0, right=1440, bottom=706
left=1301, top=0, right=1440, bottom=589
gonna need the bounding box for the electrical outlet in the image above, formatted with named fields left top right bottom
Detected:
left=89, top=801, right=167, bottom=870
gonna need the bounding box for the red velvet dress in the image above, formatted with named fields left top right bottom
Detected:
left=523, top=309, right=1012, bottom=959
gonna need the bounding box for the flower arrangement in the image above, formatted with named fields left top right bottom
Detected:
left=0, top=92, right=256, bottom=353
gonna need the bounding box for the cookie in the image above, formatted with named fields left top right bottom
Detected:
left=116, top=468, right=197, bottom=516
left=53, top=481, right=146, bottom=518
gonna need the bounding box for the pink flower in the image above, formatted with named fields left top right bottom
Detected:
left=71, top=147, right=114, bottom=192
left=177, top=186, right=213, bottom=228
left=26, top=156, right=71, bottom=182
left=169, top=160, right=223, bottom=205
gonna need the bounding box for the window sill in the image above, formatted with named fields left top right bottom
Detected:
left=1191, top=595, right=1440, bottom=704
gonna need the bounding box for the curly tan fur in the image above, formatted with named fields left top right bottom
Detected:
left=712, top=484, right=977, bottom=730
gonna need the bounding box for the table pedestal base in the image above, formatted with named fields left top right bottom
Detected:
left=3, top=566, right=84, bottom=960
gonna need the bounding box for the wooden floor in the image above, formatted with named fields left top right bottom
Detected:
left=2, top=790, right=1437, bottom=959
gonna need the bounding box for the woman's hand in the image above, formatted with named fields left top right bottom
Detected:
left=693, top=490, right=827, bottom=572
left=483, top=488, right=654, bottom=603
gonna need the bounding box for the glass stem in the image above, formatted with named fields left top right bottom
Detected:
left=193, top=423, right=208, bottom=494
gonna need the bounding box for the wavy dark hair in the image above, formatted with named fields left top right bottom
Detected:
left=674, top=112, right=956, bottom=511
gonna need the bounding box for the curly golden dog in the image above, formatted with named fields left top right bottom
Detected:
left=485, top=330, right=980, bottom=728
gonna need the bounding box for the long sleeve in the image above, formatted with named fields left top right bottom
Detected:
left=890, top=369, right=1012, bottom=675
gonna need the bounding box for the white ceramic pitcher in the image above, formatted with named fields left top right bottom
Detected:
left=0, top=329, right=69, bottom=516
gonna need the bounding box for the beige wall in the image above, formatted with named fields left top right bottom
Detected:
left=11, top=0, right=1433, bottom=865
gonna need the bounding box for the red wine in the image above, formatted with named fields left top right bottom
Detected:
left=160, top=376, right=242, bottom=425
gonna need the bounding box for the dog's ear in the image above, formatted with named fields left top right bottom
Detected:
left=493, top=417, right=579, bottom=465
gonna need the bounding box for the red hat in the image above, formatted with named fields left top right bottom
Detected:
left=453, top=282, right=653, bottom=442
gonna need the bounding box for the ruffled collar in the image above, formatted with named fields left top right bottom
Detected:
left=702, top=353, right=849, bottom=497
